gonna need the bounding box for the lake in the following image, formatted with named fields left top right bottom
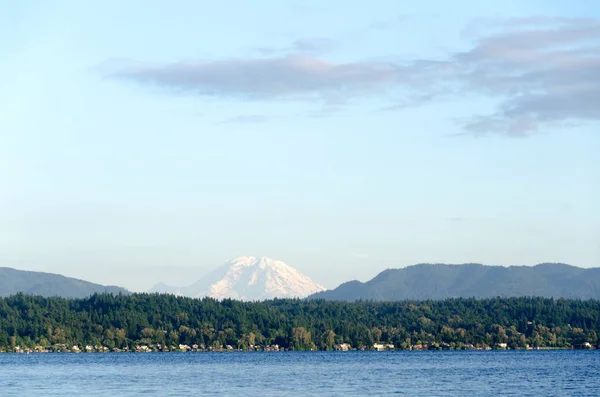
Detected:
left=1, top=351, right=598, bottom=396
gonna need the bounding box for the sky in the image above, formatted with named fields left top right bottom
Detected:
left=1, top=0, right=599, bottom=292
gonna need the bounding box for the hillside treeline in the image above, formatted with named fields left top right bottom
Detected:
left=1, top=293, right=599, bottom=351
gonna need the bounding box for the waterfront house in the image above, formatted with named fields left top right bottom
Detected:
left=179, top=344, right=191, bottom=351
left=335, top=343, right=352, bottom=351
left=373, top=343, right=394, bottom=351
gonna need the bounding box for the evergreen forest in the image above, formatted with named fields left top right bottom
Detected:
left=1, top=293, right=599, bottom=352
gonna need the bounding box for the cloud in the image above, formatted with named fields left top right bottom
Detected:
left=289, top=37, right=335, bottom=54
left=256, top=37, right=335, bottom=56
left=217, top=115, right=269, bottom=124
left=446, top=217, right=467, bottom=222
left=368, top=15, right=410, bottom=31
left=380, top=94, right=435, bottom=112
left=108, top=17, right=600, bottom=136
left=453, top=17, right=600, bottom=134
left=111, top=54, right=409, bottom=102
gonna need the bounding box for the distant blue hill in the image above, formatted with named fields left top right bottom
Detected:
left=0, top=267, right=129, bottom=298
left=309, top=263, right=600, bottom=301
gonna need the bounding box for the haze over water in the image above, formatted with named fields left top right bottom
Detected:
left=1, top=351, right=599, bottom=396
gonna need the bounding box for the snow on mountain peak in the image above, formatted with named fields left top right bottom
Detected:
left=207, top=256, right=325, bottom=300
left=149, top=256, right=326, bottom=301
left=228, top=256, right=290, bottom=270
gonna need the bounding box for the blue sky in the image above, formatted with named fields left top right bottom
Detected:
left=1, top=0, right=599, bottom=291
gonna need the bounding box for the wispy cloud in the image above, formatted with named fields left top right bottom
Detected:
left=217, top=114, right=269, bottom=124
left=256, top=37, right=335, bottom=55
left=380, top=94, right=435, bottom=112
left=446, top=217, right=468, bottom=222
left=108, top=17, right=600, bottom=136
left=110, top=55, right=410, bottom=102
left=455, top=17, right=600, bottom=135
left=367, top=15, right=410, bottom=31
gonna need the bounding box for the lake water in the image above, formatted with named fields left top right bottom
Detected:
left=1, top=351, right=598, bottom=396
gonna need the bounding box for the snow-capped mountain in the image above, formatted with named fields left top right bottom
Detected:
left=149, top=256, right=325, bottom=300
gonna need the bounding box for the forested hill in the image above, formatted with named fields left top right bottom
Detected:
left=309, top=263, right=600, bottom=301
left=1, top=294, right=599, bottom=352
left=0, top=267, right=129, bottom=298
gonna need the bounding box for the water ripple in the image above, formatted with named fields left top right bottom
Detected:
left=0, top=351, right=598, bottom=396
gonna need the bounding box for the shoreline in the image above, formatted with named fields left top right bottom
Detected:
left=1, top=346, right=588, bottom=354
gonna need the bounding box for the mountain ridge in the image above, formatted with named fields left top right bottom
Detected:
left=0, top=267, right=129, bottom=298
left=308, top=262, right=600, bottom=301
